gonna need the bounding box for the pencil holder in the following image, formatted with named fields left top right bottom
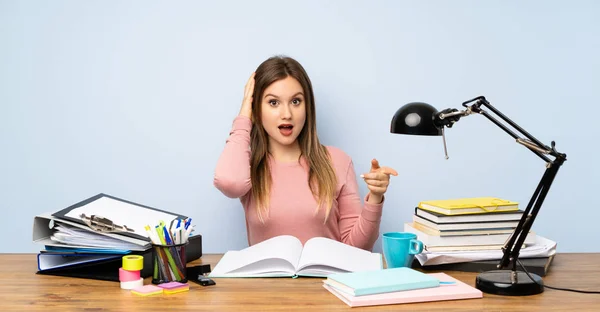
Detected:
left=151, top=242, right=188, bottom=284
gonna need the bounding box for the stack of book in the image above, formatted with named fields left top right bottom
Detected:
left=322, top=267, right=482, bottom=307
left=404, top=197, right=555, bottom=276
left=404, top=197, right=534, bottom=252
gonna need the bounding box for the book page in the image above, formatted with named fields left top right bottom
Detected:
left=296, top=237, right=381, bottom=276
left=210, top=235, right=303, bottom=277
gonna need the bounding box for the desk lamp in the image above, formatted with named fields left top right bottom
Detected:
left=390, top=95, right=566, bottom=296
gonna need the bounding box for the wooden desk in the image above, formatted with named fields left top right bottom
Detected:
left=0, top=253, right=598, bottom=311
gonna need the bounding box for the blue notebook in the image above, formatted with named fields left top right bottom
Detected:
left=325, top=267, right=440, bottom=296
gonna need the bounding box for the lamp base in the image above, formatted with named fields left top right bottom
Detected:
left=476, top=270, right=544, bottom=296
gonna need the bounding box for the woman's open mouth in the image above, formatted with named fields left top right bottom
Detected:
left=278, top=124, right=293, bottom=136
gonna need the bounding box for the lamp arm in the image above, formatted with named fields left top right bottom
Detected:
left=498, top=159, right=563, bottom=271
left=435, top=96, right=567, bottom=273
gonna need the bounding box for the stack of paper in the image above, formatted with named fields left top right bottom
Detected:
left=50, top=224, right=144, bottom=250
left=415, top=235, right=557, bottom=266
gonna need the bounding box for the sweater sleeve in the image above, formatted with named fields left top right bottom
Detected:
left=337, top=159, right=384, bottom=251
left=213, top=115, right=253, bottom=198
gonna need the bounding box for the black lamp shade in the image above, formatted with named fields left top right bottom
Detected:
left=390, top=102, right=442, bottom=136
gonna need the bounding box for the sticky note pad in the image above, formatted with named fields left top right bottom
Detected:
left=157, top=282, right=189, bottom=294
left=131, top=285, right=164, bottom=297
left=157, top=282, right=188, bottom=289
left=164, top=287, right=189, bottom=295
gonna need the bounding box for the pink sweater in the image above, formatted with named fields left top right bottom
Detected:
left=214, top=116, right=384, bottom=251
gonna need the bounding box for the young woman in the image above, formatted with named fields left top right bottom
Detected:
left=214, top=56, right=397, bottom=251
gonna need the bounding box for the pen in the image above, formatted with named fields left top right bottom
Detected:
left=184, top=224, right=194, bottom=243
left=179, top=227, right=183, bottom=244
left=162, top=227, right=184, bottom=279
left=164, top=227, right=185, bottom=266
left=144, top=225, right=160, bottom=244
left=152, top=225, right=172, bottom=280
left=169, top=219, right=176, bottom=238
left=156, top=225, right=181, bottom=279
left=155, top=226, right=166, bottom=245
left=162, top=226, right=173, bottom=245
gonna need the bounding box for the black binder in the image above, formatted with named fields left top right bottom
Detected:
left=36, top=235, right=202, bottom=281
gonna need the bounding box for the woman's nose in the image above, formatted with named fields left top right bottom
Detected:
left=280, top=104, right=292, bottom=119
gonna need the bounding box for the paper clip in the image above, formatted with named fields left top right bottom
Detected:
left=80, top=213, right=134, bottom=233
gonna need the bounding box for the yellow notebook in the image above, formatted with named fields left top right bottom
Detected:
left=418, top=197, right=519, bottom=216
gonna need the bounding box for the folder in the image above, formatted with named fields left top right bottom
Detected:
left=33, top=212, right=151, bottom=251
left=36, top=234, right=203, bottom=281
left=32, top=193, right=189, bottom=251
left=51, top=193, right=188, bottom=241
left=38, top=252, right=124, bottom=271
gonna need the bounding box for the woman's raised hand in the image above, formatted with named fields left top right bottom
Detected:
left=239, top=72, right=255, bottom=119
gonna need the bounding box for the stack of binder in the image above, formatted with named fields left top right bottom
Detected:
left=32, top=193, right=202, bottom=281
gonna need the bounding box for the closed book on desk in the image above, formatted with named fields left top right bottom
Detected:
left=404, top=223, right=536, bottom=247
left=323, top=273, right=482, bottom=307
left=36, top=234, right=203, bottom=281
left=325, top=267, right=439, bottom=296
left=209, top=235, right=382, bottom=278
left=411, top=221, right=515, bottom=237
left=413, top=213, right=520, bottom=231
left=415, top=207, right=524, bottom=224
left=418, top=197, right=519, bottom=215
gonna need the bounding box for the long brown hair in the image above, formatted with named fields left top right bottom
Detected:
left=250, top=56, right=337, bottom=223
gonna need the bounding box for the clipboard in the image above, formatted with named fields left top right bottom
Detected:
left=51, top=193, right=188, bottom=241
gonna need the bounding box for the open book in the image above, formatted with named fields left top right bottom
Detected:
left=209, top=235, right=382, bottom=278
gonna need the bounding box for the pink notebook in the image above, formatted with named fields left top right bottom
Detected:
left=323, top=273, right=482, bottom=307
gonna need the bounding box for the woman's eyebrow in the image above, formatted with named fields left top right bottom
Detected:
left=263, top=92, right=304, bottom=99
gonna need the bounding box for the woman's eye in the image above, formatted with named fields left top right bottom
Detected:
left=268, top=100, right=278, bottom=106
left=292, top=98, right=302, bottom=105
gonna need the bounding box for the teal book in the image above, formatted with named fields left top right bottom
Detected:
left=325, top=267, right=440, bottom=296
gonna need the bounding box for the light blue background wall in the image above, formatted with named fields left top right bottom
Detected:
left=1, top=0, right=598, bottom=253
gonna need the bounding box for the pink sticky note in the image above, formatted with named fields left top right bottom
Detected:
left=131, top=285, right=164, bottom=296
left=157, top=282, right=188, bottom=290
